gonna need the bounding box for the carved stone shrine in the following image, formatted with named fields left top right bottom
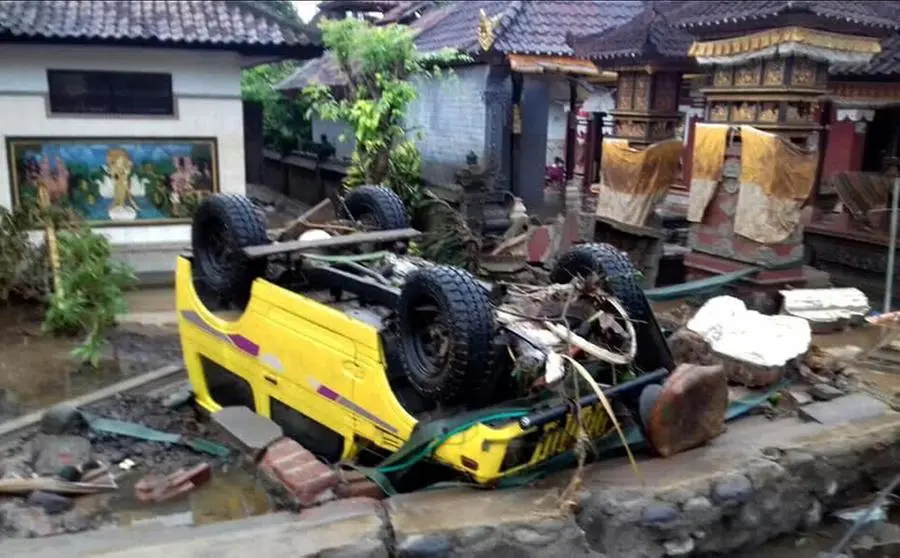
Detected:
left=678, top=11, right=892, bottom=291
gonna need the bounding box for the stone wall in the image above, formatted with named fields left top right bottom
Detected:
left=406, top=65, right=490, bottom=185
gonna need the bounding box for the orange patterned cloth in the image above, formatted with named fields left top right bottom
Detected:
left=687, top=124, right=729, bottom=223
left=593, top=138, right=683, bottom=226
left=734, top=126, right=817, bottom=244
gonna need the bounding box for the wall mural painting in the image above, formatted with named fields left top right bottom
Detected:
left=7, top=138, right=218, bottom=224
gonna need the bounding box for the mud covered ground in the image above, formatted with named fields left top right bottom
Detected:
left=0, top=303, right=182, bottom=421
left=0, top=393, right=274, bottom=539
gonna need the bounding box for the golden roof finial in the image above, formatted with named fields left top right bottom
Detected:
left=477, top=9, right=503, bottom=52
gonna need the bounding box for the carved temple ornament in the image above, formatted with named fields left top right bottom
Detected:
left=835, top=109, right=876, bottom=123
left=688, top=27, right=881, bottom=67
left=477, top=9, right=503, bottom=51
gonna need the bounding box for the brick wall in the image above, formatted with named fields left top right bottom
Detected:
left=405, top=65, right=490, bottom=185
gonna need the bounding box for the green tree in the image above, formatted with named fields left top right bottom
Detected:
left=257, top=0, right=301, bottom=22
left=304, top=18, right=467, bottom=207
left=241, top=61, right=311, bottom=155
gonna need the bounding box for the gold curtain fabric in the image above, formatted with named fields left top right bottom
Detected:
left=593, top=138, right=683, bottom=226
left=734, top=126, right=817, bottom=244
left=687, top=123, right=729, bottom=223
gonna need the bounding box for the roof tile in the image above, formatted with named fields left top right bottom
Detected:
left=571, top=3, right=695, bottom=63
left=669, top=1, right=898, bottom=31
left=0, top=0, right=320, bottom=48
left=412, top=1, right=645, bottom=56
left=832, top=32, right=900, bottom=77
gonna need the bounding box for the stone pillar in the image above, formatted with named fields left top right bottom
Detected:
left=482, top=65, right=512, bottom=193
left=517, top=74, right=550, bottom=213
left=821, top=108, right=872, bottom=180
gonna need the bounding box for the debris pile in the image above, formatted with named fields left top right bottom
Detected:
left=0, top=393, right=236, bottom=539
left=664, top=291, right=896, bottom=423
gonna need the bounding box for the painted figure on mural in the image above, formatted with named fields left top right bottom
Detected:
left=9, top=139, right=219, bottom=224
left=98, top=148, right=145, bottom=221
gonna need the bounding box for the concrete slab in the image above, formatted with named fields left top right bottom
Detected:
left=211, top=406, right=284, bottom=459
left=799, top=393, right=892, bottom=426
left=4, top=499, right=388, bottom=558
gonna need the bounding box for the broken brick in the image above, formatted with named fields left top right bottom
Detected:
left=258, top=438, right=339, bottom=507
left=526, top=226, right=552, bottom=264
left=647, top=364, right=728, bottom=457
left=335, top=470, right=386, bottom=501
left=134, top=462, right=212, bottom=503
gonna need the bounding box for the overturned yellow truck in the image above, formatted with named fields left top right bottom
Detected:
left=176, top=186, right=720, bottom=489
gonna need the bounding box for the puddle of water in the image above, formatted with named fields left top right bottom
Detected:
left=0, top=304, right=120, bottom=414
left=107, top=466, right=273, bottom=528
left=0, top=302, right=180, bottom=419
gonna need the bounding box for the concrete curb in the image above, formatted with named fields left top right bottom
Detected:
left=0, top=364, right=185, bottom=447
left=7, top=403, right=900, bottom=557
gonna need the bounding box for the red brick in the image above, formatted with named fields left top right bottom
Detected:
left=259, top=437, right=339, bottom=507
left=335, top=479, right=386, bottom=500
left=169, top=463, right=212, bottom=487
left=134, top=463, right=213, bottom=504
left=335, top=470, right=386, bottom=500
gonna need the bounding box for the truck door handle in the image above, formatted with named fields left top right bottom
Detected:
left=264, top=376, right=278, bottom=386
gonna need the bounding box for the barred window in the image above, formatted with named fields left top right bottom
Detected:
left=47, top=70, right=174, bottom=116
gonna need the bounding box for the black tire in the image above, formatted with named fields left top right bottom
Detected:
left=551, top=243, right=675, bottom=373
left=341, top=185, right=409, bottom=230
left=191, top=194, right=269, bottom=309
left=397, top=266, right=496, bottom=405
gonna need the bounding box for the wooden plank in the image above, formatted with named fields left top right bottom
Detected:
left=243, top=228, right=422, bottom=259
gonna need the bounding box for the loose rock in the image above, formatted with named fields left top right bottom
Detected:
left=663, top=537, right=695, bottom=556
left=641, top=502, right=679, bottom=527
left=31, top=435, right=92, bottom=476
left=396, top=534, right=453, bottom=557
left=809, top=383, right=843, bottom=402
left=712, top=475, right=753, bottom=506
left=40, top=403, right=83, bottom=435
left=26, top=491, right=74, bottom=515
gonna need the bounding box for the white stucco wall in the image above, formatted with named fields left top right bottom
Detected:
left=0, top=44, right=247, bottom=272
left=406, top=65, right=489, bottom=185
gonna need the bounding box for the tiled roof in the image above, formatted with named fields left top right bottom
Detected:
left=669, top=1, right=898, bottom=31
left=381, top=1, right=433, bottom=24
left=278, top=1, right=448, bottom=91
left=277, top=53, right=347, bottom=92
left=412, top=1, right=646, bottom=56
left=280, top=1, right=649, bottom=90
left=570, top=4, right=695, bottom=63
left=317, top=0, right=402, bottom=13
left=0, top=0, right=321, bottom=50
left=832, top=32, right=900, bottom=77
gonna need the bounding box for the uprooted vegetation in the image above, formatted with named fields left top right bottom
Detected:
left=0, top=203, right=136, bottom=367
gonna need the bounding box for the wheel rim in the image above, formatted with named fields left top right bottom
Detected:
left=409, top=302, right=451, bottom=378
left=197, top=216, right=237, bottom=278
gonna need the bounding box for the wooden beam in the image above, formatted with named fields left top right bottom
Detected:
left=243, top=228, right=422, bottom=259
